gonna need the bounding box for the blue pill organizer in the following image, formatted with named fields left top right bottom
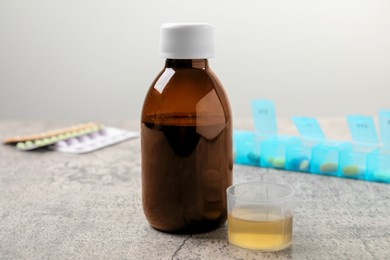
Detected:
left=233, top=100, right=390, bottom=184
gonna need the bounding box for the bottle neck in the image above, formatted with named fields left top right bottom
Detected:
left=165, top=59, right=209, bottom=70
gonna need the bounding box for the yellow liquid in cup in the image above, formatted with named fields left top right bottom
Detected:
left=228, top=206, right=293, bottom=250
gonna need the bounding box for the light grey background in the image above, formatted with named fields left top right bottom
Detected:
left=1, top=0, right=389, bottom=121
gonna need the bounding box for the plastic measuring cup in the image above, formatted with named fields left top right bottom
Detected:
left=227, top=182, right=294, bottom=251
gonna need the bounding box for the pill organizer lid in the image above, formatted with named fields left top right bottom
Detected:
left=251, top=100, right=277, bottom=136
left=347, top=115, right=378, bottom=144
left=292, top=117, right=325, bottom=140
left=160, top=23, right=214, bottom=59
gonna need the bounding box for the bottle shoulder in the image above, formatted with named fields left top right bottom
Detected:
left=146, top=67, right=228, bottom=97
left=142, top=67, right=231, bottom=123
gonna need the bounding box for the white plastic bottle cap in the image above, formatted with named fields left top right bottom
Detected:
left=160, top=23, right=214, bottom=59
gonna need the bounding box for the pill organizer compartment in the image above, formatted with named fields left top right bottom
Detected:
left=311, top=141, right=351, bottom=176
left=367, top=110, right=390, bottom=183
left=338, top=115, right=379, bottom=179
left=286, top=138, right=319, bottom=172
left=288, top=117, right=325, bottom=173
left=260, top=136, right=299, bottom=169
left=367, top=148, right=390, bottom=183
left=234, top=99, right=278, bottom=167
left=233, top=130, right=263, bottom=166
left=339, top=144, right=377, bottom=180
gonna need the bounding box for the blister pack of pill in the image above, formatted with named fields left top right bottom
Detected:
left=49, top=126, right=138, bottom=154
left=4, top=122, right=102, bottom=150
left=4, top=122, right=139, bottom=154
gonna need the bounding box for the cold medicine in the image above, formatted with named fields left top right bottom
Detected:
left=141, top=23, right=233, bottom=233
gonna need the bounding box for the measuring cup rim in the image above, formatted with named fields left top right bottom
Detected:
left=226, top=181, right=294, bottom=204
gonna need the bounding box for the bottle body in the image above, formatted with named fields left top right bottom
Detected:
left=141, top=59, right=232, bottom=233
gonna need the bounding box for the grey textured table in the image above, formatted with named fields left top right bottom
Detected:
left=1, top=120, right=390, bottom=259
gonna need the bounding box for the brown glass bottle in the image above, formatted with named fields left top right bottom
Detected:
left=141, top=58, right=233, bottom=233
